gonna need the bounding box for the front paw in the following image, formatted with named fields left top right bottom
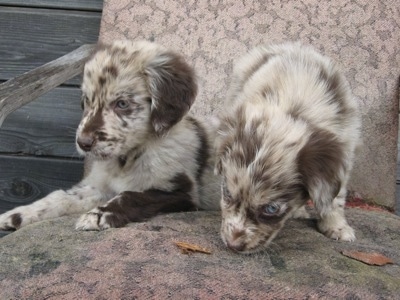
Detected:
left=0, top=210, right=26, bottom=230
left=75, top=208, right=128, bottom=231
left=75, top=208, right=106, bottom=231
left=318, top=219, right=356, bottom=241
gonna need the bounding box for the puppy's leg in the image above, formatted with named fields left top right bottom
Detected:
left=76, top=189, right=195, bottom=230
left=0, top=184, right=105, bottom=230
left=316, top=186, right=355, bottom=241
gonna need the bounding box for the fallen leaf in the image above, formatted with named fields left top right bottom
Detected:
left=341, top=250, right=394, bottom=266
left=175, top=241, right=212, bottom=255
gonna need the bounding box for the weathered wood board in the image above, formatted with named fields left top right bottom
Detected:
left=0, top=86, right=82, bottom=157
left=0, top=44, right=95, bottom=127
left=0, top=6, right=101, bottom=84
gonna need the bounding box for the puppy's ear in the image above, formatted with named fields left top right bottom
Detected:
left=298, top=129, right=345, bottom=208
left=145, top=51, right=197, bottom=135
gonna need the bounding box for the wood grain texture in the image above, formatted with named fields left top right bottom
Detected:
left=0, top=44, right=95, bottom=126
left=0, top=86, right=83, bottom=157
left=0, top=155, right=83, bottom=214
left=0, top=0, right=103, bottom=11
left=0, top=7, right=100, bottom=83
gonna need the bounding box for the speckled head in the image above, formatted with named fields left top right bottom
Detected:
left=76, top=40, right=197, bottom=158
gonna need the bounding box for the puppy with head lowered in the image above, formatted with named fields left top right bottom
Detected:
left=216, top=43, right=361, bottom=253
left=0, top=40, right=220, bottom=231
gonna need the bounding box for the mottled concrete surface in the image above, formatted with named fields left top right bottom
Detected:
left=99, top=0, right=400, bottom=208
left=0, top=209, right=399, bottom=299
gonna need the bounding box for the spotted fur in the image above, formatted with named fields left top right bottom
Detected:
left=216, top=43, right=361, bottom=253
left=0, top=40, right=220, bottom=231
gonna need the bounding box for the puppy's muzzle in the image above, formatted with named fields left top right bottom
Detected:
left=77, top=133, right=94, bottom=152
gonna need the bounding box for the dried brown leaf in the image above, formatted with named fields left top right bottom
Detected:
left=175, top=241, right=212, bottom=255
left=341, top=250, right=394, bottom=266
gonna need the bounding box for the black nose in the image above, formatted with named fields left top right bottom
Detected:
left=77, top=135, right=94, bottom=152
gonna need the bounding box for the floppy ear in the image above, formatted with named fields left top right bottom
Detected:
left=298, top=129, right=345, bottom=208
left=145, top=51, right=197, bottom=135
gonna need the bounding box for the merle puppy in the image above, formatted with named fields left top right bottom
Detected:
left=0, top=40, right=220, bottom=231
left=216, top=43, right=361, bottom=253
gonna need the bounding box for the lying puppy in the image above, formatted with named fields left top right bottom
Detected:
left=216, top=43, right=361, bottom=253
left=0, top=40, right=220, bottom=231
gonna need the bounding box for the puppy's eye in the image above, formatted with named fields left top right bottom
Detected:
left=116, top=100, right=129, bottom=109
left=262, top=203, right=280, bottom=216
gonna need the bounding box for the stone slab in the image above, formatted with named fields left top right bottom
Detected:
left=0, top=209, right=399, bottom=298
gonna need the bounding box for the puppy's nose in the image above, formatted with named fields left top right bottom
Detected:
left=77, top=135, right=94, bottom=152
left=227, top=241, right=246, bottom=252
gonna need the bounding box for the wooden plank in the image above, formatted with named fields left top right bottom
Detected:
left=0, top=7, right=101, bottom=83
left=0, top=0, right=103, bottom=11
left=0, top=44, right=95, bottom=126
left=0, top=155, right=83, bottom=214
left=0, top=86, right=82, bottom=157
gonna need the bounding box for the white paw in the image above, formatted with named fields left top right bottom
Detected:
left=328, top=224, right=356, bottom=241
left=75, top=208, right=113, bottom=230
left=0, top=209, right=28, bottom=230
left=318, top=221, right=356, bottom=241
left=75, top=208, right=112, bottom=231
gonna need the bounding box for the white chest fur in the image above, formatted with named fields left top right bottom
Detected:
left=82, top=122, right=201, bottom=197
